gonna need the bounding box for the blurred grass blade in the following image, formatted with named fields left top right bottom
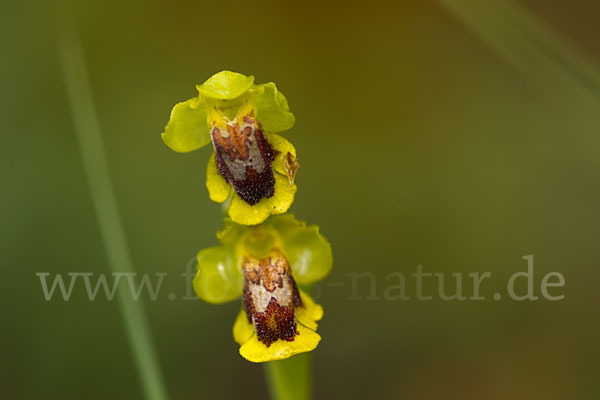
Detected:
left=436, top=0, right=600, bottom=121
left=59, top=34, right=169, bottom=400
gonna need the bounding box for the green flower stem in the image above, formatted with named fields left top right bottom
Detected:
left=59, top=33, right=169, bottom=400
left=264, top=353, right=312, bottom=400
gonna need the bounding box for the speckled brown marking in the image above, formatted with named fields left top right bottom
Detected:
left=211, top=112, right=275, bottom=205
left=242, top=250, right=302, bottom=346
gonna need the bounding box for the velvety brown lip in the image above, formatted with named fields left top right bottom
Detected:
left=242, top=251, right=302, bottom=347
left=211, top=113, right=276, bottom=205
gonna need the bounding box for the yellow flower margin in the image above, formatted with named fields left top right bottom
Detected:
left=206, top=132, right=298, bottom=225
left=161, top=71, right=299, bottom=226
left=192, top=214, right=333, bottom=362
left=233, top=289, right=323, bottom=363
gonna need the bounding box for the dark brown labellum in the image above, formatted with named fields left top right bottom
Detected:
left=242, top=251, right=302, bottom=347
left=211, top=113, right=275, bottom=205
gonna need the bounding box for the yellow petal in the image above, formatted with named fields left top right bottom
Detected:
left=228, top=173, right=297, bottom=225
left=296, top=290, right=324, bottom=331
left=239, top=324, right=321, bottom=363
left=206, top=153, right=232, bottom=203
left=233, top=309, right=254, bottom=345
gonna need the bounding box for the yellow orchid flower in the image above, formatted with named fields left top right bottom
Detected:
left=162, top=71, right=299, bottom=225
left=193, top=214, right=333, bottom=363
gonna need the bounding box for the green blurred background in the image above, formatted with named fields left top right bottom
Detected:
left=3, top=0, right=599, bottom=398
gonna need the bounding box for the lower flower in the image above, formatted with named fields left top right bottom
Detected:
left=192, top=214, right=332, bottom=363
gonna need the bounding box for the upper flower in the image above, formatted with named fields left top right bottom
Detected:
left=193, top=214, right=333, bottom=362
left=162, top=71, right=299, bottom=225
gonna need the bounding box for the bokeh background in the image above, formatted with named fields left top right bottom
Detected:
left=3, top=0, right=600, bottom=398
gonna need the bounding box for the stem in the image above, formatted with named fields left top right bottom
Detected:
left=58, top=33, right=169, bottom=400
left=264, top=353, right=312, bottom=400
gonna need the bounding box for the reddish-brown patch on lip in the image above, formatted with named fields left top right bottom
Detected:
left=254, top=299, right=296, bottom=346
left=211, top=113, right=275, bottom=205
left=242, top=251, right=302, bottom=346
